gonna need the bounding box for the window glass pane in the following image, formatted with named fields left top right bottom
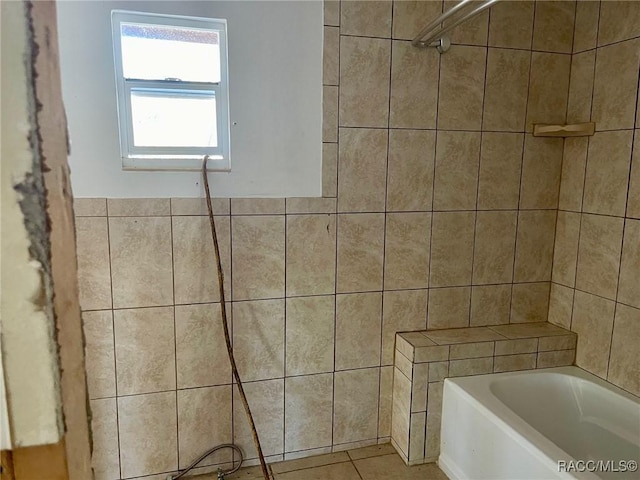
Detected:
left=130, top=90, right=218, bottom=148
left=121, top=23, right=221, bottom=83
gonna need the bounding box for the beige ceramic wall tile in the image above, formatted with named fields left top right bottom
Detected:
left=598, top=0, right=640, bottom=46
left=323, top=85, right=338, bottom=142
left=531, top=0, right=575, bottom=53
left=430, top=212, right=475, bottom=287
left=437, top=46, right=487, bottom=130
left=378, top=366, right=393, bottom=437
left=384, top=212, right=430, bottom=290
left=336, top=213, right=385, bottom=293
left=514, top=210, right=556, bottom=282
left=428, top=287, right=471, bottom=329
left=510, top=282, right=550, bottom=323
left=409, top=411, right=426, bottom=463
left=90, top=398, right=120, bottom=480
left=175, top=303, right=232, bottom=388
left=424, top=326, right=504, bottom=345
left=74, top=197, right=106, bottom=216
left=433, top=131, right=481, bottom=210
left=109, top=217, right=173, bottom=308
left=285, top=374, right=333, bottom=452
left=324, top=26, right=339, bottom=86
left=566, top=51, right=595, bottom=124
left=338, top=128, right=388, bottom=212
left=177, top=386, right=232, bottom=469
left=526, top=53, right=571, bottom=131
left=323, top=143, right=338, bottom=198
left=381, top=290, right=428, bottom=365
left=114, top=307, right=175, bottom=396
left=483, top=48, right=530, bottom=132
left=386, top=129, right=435, bottom=211
left=231, top=215, right=285, bottom=301
left=470, top=285, right=512, bottom=327
left=230, top=199, right=285, bottom=215
left=392, top=0, right=442, bottom=40
left=324, top=0, right=340, bottom=26
left=286, top=214, right=336, bottom=297
left=488, top=0, right=534, bottom=49
left=494, top=353, right=537, bottom=373
left=389, top=41, right=439, bottom=129
left=592, top=39, right=640, bottom=131
left=547, top=283, right=574, bottom=330
left=340, top=0, right=392, bottom=37
left=473, top=211, right=517, bottom=285
left=443, top=0, right=489, bottom=46
left=477, top=132, right=523, bottom=210
left=83, top=310, right=115, bottom=399
left=520, top=136, right=563, bottom=209
left=285, top=295, right=335, bottom=376
left=572, top=0, right=599, bottom=52
left=629, top=132, right=640, bottom=219
left=552, top=211, right=581, bottom=287
left=571, top=291, right=615, bottom=379
left=232, top=299, right=284, bottom=382
left=333, top=368, right=380, bottom=444
left=335, top=293, right=382, bottom=370
left=233, top=379, right=284, bottom=458
left=494, top=338, right=538, bottom=356
left=170, top=197, right=230, bottom=216
left=607, top=304, right=640, bottom=396
left=558, top=137, right=588, bottom=212
left=618, top=219, right=640, bottom=309
left=76, top=217, right=112, bottom=310
left=576, top=214, right=624, bottom=300
left=107, top=198, right=170, bottom=217
left=118, top=391, right=178, bottom=478
left=339, top=36, right=391, bottom=128
left=172, top=216, right=230, bottom=304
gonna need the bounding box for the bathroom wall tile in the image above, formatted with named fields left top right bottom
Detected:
left=118, top=392, right=178, bottom=478
left=384, top=212, right=431, bottom=290
left=389, top=41, right=439, bottom=129
left=552, top=211, right=581, bottom=287
left=336, top=213, right=385, bottom=293
left=90, top=398, right=120, bottom=480
left=323, top=85, right=338, bottom=142
left=114, top=307, right=175, bottom=396
left=558, top=137, right=588, bottom=212
left=427, top=287, right=471, bottom=329
left=571, top=291, right=615, bottom=379
left=430, top=212, right=475, bottom=287
left=477, top=132, right=523, bottom=210
left=324, top=0, right=340, bottom=26
left=177, top=386, right=232, bottom=469
left=322, top=142, right=338, bottom=198
left=339, top=36, right=391, bottom=128
left=170, top=197, right=230, bottom=216
left=433, top=131, right=481, bottom=210
left=598, top=0, right=640, bottom=46
left=107, top=198, right=170, bottom=217
left=483, top=48, right=530, bottom=132
left=583, top=130, right=633, bottom=217
left=230, top=198, right=285, bottom=215
left=411, top=363, right=429, bottom=412
left=443, top=0, right=489, bottom=46
left=233, top=379, right=284, bottom=459
left=592, top=39, right=640, bottom=131
left=608, top=304, right=640, bottom=396
left=232, top=299, right=284, bottom=382
left=285, top=374, right=333, bottom=452
left=386, top=129, right=435, bottom=212
left=510, top=282, right=550, bottom=324
left=576, top=214, right=624, bottom=300
left=409, top=411, right=426, bottom=463
left=618, top=219, right=640, bottom=309
left=414, top=344, right=449, bottom=364
left=547, top=283, right=574, bottom=330
left=392, top=0, right=442, bottom=40
left=473, top=211, right=517, bottom=285
left=428, top=362, right=449, bottom=384
left=494, top=338, right=538, bottom=356
left=378, top=366, right=393, bottom=438
left=175, top=303, right=231, bottom=389
left=286, top=214, right=336, bottom=296
left=76, top=216, right=112, bottom=311
left=109, top=217, right=173, bottom=309
left=336, top=292, right=382, bottom=370
left=437, top=45, right=487, bottom=130
left=83, top=310, right=115, bottom=399
left=172, top=216, right=230, bottom=304
left=519, top=136, right=563, bottom=209
left=514, top=210, right=556, bottom=282
left=538, top=334, right=577, bottom=352
left=424, top=412, right=442, bottom=461
left=470, top=284, right=512, bottom=327
left=424, top=326, right=504, bottom=345
left=391, top=367, right=411, bottom=453
left=450, top=342, right=494, bottom=360
left=340, top=0, right=392, bottom=37
left=573, top=0, right=599, bottom=52
left=488, top=0, right=534, bottom=50
left=395, top=350, right=413, bottom=379
left=74, top=197, right=106, bottom=216
left=334, top=368, right=380, bottom=445
left=493, top=353, right=537, bottom=373
left=566, top=50, right=595, bottom=124
left=531, top=0, right=575, bottom=53
left=285, top=296, right=335, bottom=376
left=324, top=26, right=339, bottom=86
left=490, top=321, right=568, bottom=339
left=629, top=131, right=640, bottom=219
left=449, top=357, right=493, bottom=377
left=381, top=290, right=428, bottom=365
left=231, top=215, right=285, bottom=301
left=338, top=128, right=388, bottom=212
left=286, top=197, right=336, bottom=215
left=537, top=349, right=575, bottom=368
left=526, top=53, right=570, bottom=131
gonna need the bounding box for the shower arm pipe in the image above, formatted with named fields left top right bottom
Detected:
left=412, top=0, right=502, bottom=51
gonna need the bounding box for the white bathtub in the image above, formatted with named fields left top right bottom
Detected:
left=439, top=367, right=640, bottom=480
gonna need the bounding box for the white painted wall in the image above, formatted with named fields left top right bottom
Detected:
left=57, top=0, right=323, bottom=198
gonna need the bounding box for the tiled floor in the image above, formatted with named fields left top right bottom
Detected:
left=200, top=444, right=448, bottom=480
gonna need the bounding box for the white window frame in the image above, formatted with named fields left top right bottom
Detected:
left=111, top=10, right=230, bottom=171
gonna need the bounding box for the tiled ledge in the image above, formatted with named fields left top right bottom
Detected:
left=390, top=322, right=576, bottom=466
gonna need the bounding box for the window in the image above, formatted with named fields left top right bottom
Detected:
left=111, top=11, right=230, bottom=170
